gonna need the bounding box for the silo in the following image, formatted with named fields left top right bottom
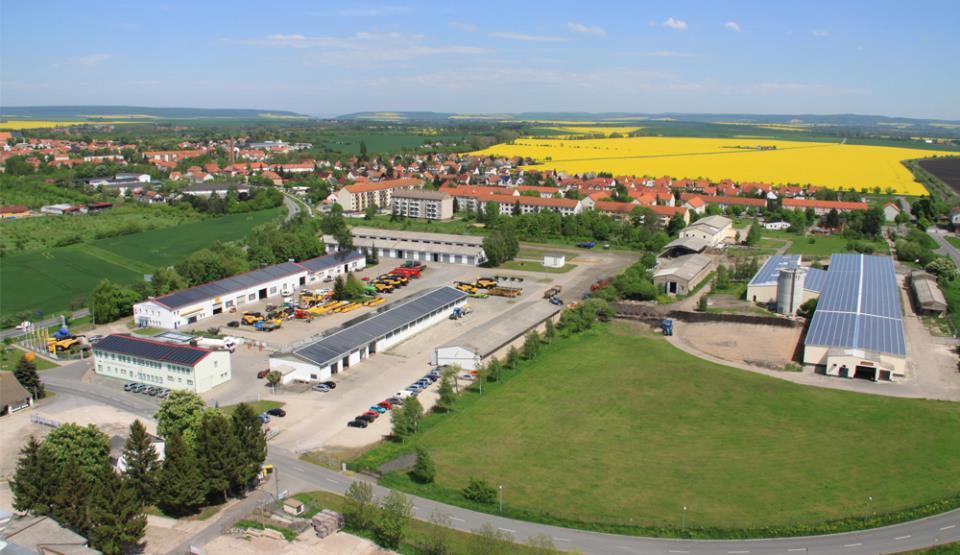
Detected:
left=776, top=268, right=806, bottom=315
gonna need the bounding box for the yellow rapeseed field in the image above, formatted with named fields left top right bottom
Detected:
left=473, top=136, right=943, bottom=195
left=0, top=120, right=132, bottom=129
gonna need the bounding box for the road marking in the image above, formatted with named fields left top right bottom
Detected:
left=498, top=527, right=516, bottom=533
left=844, top=543, right=862, bottom=548
left=450, top=517, right=465, bottom=522
left=668, top=551, right=690, bottom=554
left=896, top=535, right=912, bottom=540
left=324, top=478, right=340, bottom=484
left=941, top=524, right=956, bottom=530
left=554, top=537, right=571, bottom=542
left=728, top=551, right=749, bottom=554
left=787, top=549, right=807, bottom=552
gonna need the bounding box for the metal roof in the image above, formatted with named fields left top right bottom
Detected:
left=292, top=287, right=466, bottom=367
left=661, top=236, right=710, bottom=254
left=153, top=262, right=306, bottom=310
left=749, top=255, right=802, bottom=286
left=805, top=254, right=905, bottom=357
left=298, top=251, right=363, bottom=272
left=93, top=334, right=211, bottom=366
left=653, top=254, right=712, bottom=282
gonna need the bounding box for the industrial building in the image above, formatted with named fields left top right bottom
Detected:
left=803, top=254, right=907, bottom=381
left=747, top=255, right=827, bottom=310
left=677, top=215, right=736, bottom=247
left=270, top=287, right=467, bottom=383
left=324, top=227, right=487, bottom=266
left=133, top=252, right=365, bottom=329
left=653, top=254, right=714, bottom=295
left=92, top=334, right=232, bottom=393
left=910, top=271, right=948, bottom=315
left=391, top=190, right=454, bottom=220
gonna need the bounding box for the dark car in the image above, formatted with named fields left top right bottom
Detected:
left=358, top=413, right=377, bottom=423
left=266, top=408, right=286, bottom=417
left=257, top=369, right=270, bottom=379
left=227, top=321, right=240, bottom=328
left=348, top=418, right=368, bottom=428
left=386, top=396, right=404, bottom=406
left=323, top=381, right=337, bottom=389
left=123, top=382, right=140, bottom=392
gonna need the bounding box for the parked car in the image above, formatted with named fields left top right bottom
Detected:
left=425, top=373, right=439, bottom=382
left=144, top=387, right=158, bottom=396
left=88, top=335, right=104, bottom=344
left=266, top=408, right=286, bottom=417
left=386, top=397, right=404, bottom=406
left=227, top=321, right=240, bottom=328
left=258, top=413, right=271, bottom=423
left=257, top=369, right=270, bottom=379
left=378, top=401, right=393, bottom=410
left=348, top=418, right=368, bottom=428
left=416, top=379, right=431, bottom=386
left=460, top=374, right=475, bottom=381
left=395, top=390, right=414, bottom=399
left=312, top=384, right=330, bottom=392
left=361, top=411, right=379, bottom=421
left=123, top=382, right=140, bottom=392
left=370, top=405, right=387, bottom=414
left=157, top=390, right=170, bottom=400
left=406, top=384, right=423, bottom=392
left=322, top=381, right=337, bottom=389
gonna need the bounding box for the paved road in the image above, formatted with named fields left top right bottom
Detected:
left=0, top=308, right=90, bottom=340
left=282, top=192, right=313, bottom=223
left=41, top=347, right=960, bottom=554
left=928, top=227, right=960, bottom=267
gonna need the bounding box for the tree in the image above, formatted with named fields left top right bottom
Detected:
left=797, top=298, right=818, bottom=319
left=826, top=208, right=841, bottom=228
left=376, top=490, right=413, bottom=549
left=505, top=346, right=521, bottom=369
left=486, top=358, right=503, bottom=382
left=333, top=275, right=347, bottom=300
left=89, top=472, right=146, bottom=555
left=364, top=203, right=378, bottom=220
left=344, top=272, right=366, bottom=300
left=43, top=423, right=110, bottom=484
left=90, top=279, right=143, bottom=323
left=392, top=396, right=423, bottom=441
left=195, top=411, right=242, bottom=500
left=231, top=403, right=267, bottom=493
left=359, top=140, right=368, bottom=160
left=14, top=355, right=45, bottom=399
left=715, top=264, right=731, bottom=290
left=926, top=257, right=958, bottom=283
left=745, top=222, right=761, bottom=246
left=53, top=458, right=94, bottom=535
left=157, top=432, right=206, bottom=517
left=435, top=370, right=457, bottom=412
left=149, top=266, right=187, bottom=296
left=11, top=436, right=57, bottom=515
left=155, top=390, right=207, bottom=445
left=343, top=481, right=377, bottom=532
left=462, top=477, right=497, bottom=504
left=667, top=213, right=686, bottom=235
left=543, top=319, right=556, bottom=343
left=121, top=420, right=160, bottom=504
left=266, top=370, right=282, bottom=389
left=468, top=523, right=514, bottom=555
left=420, top=509, right=453, bottom=555
left=410, top=447, right=436, bottom=484
left=862, top=206, right=885, bottom=237
left=521, top=330, right=541, bottom=360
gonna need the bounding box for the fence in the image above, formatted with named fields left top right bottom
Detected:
left=611, top=302, right=802, bottom=328
left=30, top=414, right=61, bottom=428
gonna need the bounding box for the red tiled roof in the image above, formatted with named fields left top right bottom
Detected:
left=783, top=198, right=868, bottom=211
left=344, top=178, right=423, bottom=194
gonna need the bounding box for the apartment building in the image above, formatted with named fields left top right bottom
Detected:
left=391, top=190, right=454, bottom=220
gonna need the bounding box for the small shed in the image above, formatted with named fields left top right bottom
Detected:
left=911, top=271, right=948, bottom=315
left=433, top=344, right=481, bottom=371
left=283, top=497, right=305, bottom=516
left=543, top=254, right=566, bottom=268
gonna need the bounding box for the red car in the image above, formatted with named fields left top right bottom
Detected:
left=378, top=401, right=393, bottom=410
left=363, top=410, right=380, bottom=420
left=257, top=369, right=270, bottom=379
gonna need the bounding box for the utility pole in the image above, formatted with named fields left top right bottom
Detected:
left=498, top=484, right=503, bottom=513
left=681, top=506, right=687, bottom=532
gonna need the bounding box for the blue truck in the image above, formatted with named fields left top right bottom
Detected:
left=661, top=319, right=673, bottom=336
left=576, top=241, right=597, bottom=249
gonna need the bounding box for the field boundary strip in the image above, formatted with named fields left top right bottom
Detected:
left=71, top=243, right=155, bottom=274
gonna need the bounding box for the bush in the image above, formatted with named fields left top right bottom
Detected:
left=410, top=447, right=436, bottom=484
left=462, top=477, right=497, bottom=504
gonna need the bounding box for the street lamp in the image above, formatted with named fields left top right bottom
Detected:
left=681, top=506, right=687, bottom=532
left=866, top=496, right=873, bottom=520
left=499, top=484, right=503, bottom=513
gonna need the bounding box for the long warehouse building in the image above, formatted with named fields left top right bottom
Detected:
left=747, top=254, right=827, bottom=305
left=324, top=227, right=487, bottom=266
left=133, top=251, right=365, bottom=329
left=803, top=253, right=907, bottom=381
left=270, top=286, right=467, bottom=383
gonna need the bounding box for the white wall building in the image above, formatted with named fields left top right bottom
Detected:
left=324, top=227, right=487, bottom=266
left=133, top=252, right=365, bottom=329
left=678, top=215, right=735, bottom=247
left=92, top=334, right=232, bottom=393
left=391, top=190, right=454, bottom=220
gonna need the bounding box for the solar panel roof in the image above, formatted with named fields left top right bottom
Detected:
left=299, top=251, right=363, bottom=272
left=292, top=286, right=466, bottom=367
left=749, top=255, right=802, bottom=286
left=804, top=267, right=828, bottom=293
left=93, top=334, right=211, bottom=366
left=804, top=254, right=905, bottom=356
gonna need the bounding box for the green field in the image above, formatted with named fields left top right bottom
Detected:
left=945, top=236, right=960, bottom=250
left=355, top=322, right=960, bottom=533
left=764, top=231, right=887, bottom=257
left=220, top=400, right=284, bottom=416
left=0, top=209, right=282, bottom=318
left=0, top=350, right=58, bottom=372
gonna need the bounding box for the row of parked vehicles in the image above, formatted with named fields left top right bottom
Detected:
left=347, top=369, right=440, bottom=428
left=123, top=382, right=171, bottom=399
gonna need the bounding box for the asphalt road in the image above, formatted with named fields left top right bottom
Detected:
left=928, top=227, right=960, bottom=267
left=42, top=351, right=960, bottom=554
left=0, top=308, right=90, bottom=340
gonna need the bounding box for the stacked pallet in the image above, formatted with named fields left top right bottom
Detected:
left=311, top=509, right=344, bottom=538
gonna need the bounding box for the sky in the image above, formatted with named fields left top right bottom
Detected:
left=2, top=0, right=959, bottom=119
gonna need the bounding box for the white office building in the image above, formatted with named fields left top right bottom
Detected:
left=92, top=334, right=232, bottom=393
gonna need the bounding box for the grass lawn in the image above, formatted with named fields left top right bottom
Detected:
left=766, top=231, right=887, bottom=257
left=220, top=400, right=284, bottom=416
left=0, top=350, right=58, bottom=372
left=498, top=260, right=576, bottom=274
left=0, top=209, right=282, bottom=319
left=354, top=322, right=960, bottom=533
left=517, top=246, right=579, bottom=260
left=945, top=236, right=960, bottom=250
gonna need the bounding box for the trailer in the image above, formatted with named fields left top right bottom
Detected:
left=390, top=266, right=423, bottom=279
left=543, top=285, right=563, bottom=299
left=488, top=286, right=522, bottom=298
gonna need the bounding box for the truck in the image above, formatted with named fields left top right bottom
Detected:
left=576, top=241, right=597, bottom=249
left=402, top=261, right=427, bottom=270
left=543, top=285, right=562, bottom=299
left=391, top=266, right=422, bottom=279
left=476, top=277, right=498, bottom=289
left=255, top=319, right=281, bottom=332
left=192, top=337, right=238, bottom=352
left=661, top=319, right=673, bottom=336
left=449, top=306, right=473, bottom=320
left=241, top=312, right=264, bottom=325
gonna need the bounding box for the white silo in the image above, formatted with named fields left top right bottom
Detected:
left=776, top=268, right=806, bottom=315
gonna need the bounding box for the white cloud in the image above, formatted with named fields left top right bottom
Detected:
left=812, top=30, right=830, bottom=37
left=724, top=21, right=741, bottom=32
left=448, top=21, right=477, bottom=33
left=488, top=31, right=566, bottom=42
left=567, top=22, right=606, bottom=37
left=621, top=50, right=697, bottom=58
left=336, top=4, right=412, bottom=16
left=662, top=17, right=688, bottom=31
left=68, top=53, right=112, bottom=67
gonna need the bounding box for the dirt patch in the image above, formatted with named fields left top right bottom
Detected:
left=204, top=528, right=393, bottom=555
left=677, top=322, right=802, bottom=369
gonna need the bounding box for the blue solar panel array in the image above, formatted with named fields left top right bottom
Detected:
left=299, top=251, right=363, bottom=272
left=804, top=268, right=828, bottom=293
left=749, top=255, right=801, bottom=286
left=804, top=254, right=905, bottom=356
left=293, top=287, right=467, bottom=367
left=94, top=334, right=210, bottom=366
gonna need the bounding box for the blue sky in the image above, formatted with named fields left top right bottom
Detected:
left=2, top=0, right=958, bottom=119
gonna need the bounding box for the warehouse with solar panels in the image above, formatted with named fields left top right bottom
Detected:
left=803, top=254, right=907, bottom=381
left=747, top=255, right=827, bottom=312
left=92, top=334, right=231, bottom=393
left=133, top=252, right=365, bottom=329
left=270, top=286, right=467, bottom=383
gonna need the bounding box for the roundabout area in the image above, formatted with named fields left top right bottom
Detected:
left=354, top=321, right=960, bottom=538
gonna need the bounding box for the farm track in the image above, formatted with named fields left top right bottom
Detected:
left=71, top=243, right=154, bottom=274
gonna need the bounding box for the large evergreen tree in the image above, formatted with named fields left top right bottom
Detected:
left=122, top=419, right=160, bottom=504
left=230, top=403, right=267, bottom=494
left=195, top=411, right=242, bottom=500
left=155, top=390, right=207, bottom=446
left=157, top=432, right=205, bottom=516
left=11, top=436, right=57, bottom=515
left=43, top=423, right=110, bottom=484
left=89, top=472, right=146, bottom=555
left=52, top=459, right=94, bottom=536
left=14, top=356, right=45, bottom=399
